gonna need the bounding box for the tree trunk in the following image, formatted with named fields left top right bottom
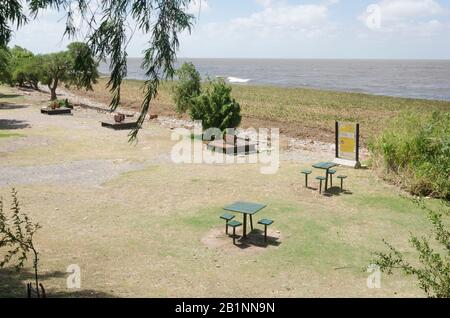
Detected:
left=49, top=78, right=58, bottom=100
left=50, top=88, right=57, bottom=101
left=32, top=249, right=40, bottom=298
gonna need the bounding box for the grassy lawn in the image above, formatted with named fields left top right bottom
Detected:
left=71, top=78, right=450, bottom=143
left=0, top=85, right=441, bottom=298
left=0, top=132, right=23, bottom=138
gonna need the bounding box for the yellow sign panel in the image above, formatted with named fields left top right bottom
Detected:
left=339, top=124, right=356, bottom=134
left=337, top=122, right=358, bottom=160
left=340, top=137, right=356, bottom=154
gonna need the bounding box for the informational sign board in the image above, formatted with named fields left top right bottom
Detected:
left=335, top=122, right=360, bottom=168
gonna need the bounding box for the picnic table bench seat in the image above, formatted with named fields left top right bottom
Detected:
left=258, top=219, right=274, bottom=242
left=337, top=175, right=348, bottom=191
left=328, top=169, right=337, bottom=187
left=301, top=170, right=312, bottom=187
left=220, top=213, right=235, bottom=234
left=227, top=220, right=243, bottom=245
left=316, top=176, right=327, bottom=194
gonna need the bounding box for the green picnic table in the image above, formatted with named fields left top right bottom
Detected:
left=312, top=162, right=337, bottom=192
left=223, top=201, right=267, bottom=239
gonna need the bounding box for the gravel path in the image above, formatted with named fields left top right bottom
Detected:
left=0, top=159, right=145, bottom=187
left=1, top=85, right=368, bottom=189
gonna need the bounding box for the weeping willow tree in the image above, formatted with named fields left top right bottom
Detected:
left=0, top=46, right=10, bottom=83
left=0, top=0, right=195, bottom=140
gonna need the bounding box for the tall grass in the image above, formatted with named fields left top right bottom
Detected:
left=369, top=111, right=450, bottom=199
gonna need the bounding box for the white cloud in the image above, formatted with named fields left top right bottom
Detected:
left=232, top=5, right=328, bottom=31
left=200, top=1, right=337, bottom=39
left=377, top=0, right=444, bottom=22
left=358, top=0, right=448, bottom=35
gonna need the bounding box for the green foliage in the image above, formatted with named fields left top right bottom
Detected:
left=0, top=188, right=42, bottom=297
left=66, top=42, right=99, bottom=90
left=173, top=62, right=201, bottom=114
left=372, top=199, right=450, bottom=298
left=0, top=46, right=11, bottom=83
left=58, top=98, right=72, bottom=108
left=0, top=0, right=194, bottom=140
left=40, top=42, right=99, bottom=100
left=9, top=46, right=41, bottom=88
left=369, top=111, right=450, bottom=199
left=0, top=0, right=27, bottom=46
left=189, top=79, right=242, bottom=131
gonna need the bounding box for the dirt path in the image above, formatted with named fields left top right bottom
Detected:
left=0, top=159, right=144, bottom=187
left=37, top=85, right=368, bottom=160
left=1, top=85, right=367, bottom=188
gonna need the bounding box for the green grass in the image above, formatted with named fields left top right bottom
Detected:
left=0, top=82, right=443, bottom=297
left=0, top=132, right=23, bottom=138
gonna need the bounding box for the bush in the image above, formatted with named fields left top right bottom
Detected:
left=9, top=46, right=41, bottom=89
left=172, top=62, right=201, bottom=114
left=189, top=79, right=242, bottom=131
left=0, top=188, right=44, bottom=297
left=369, top=111, right=450, bottom=200
left=372, top=199, right=450, bottom=298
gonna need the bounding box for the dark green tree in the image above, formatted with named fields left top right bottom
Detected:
left=0, top=46, right=11, bottom=84
left=372, top=199, right=450, bottom=298
left=9, top=46, right=41, bottom=89
left=173, top=62, right=201, bottom=114
left=0, top=0, right=195, bottom=140
left=189, top=79, right=242, bottom=131
left=39, top=42, right=99, bottom=100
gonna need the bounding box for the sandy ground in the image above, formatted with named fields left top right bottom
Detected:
left=0, top=85, right=347, bottom=187
left=39, top=84, right=368, bottom=162
left=0, top=85, right=426, bottom=298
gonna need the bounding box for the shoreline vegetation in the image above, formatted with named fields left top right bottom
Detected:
left=70, top=77, right=450, bottom=145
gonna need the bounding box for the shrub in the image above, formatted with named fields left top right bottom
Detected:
left=8, top=46, right=41, bottom=89
left=368, top=111, right=450, bottom=200
left=189, top=79, right=242, bottom=131
left=0, top=189, right=44, bottom=297
left=172, top=62, right=201, bottom=114
left=372, top=199, right=450, bottom=298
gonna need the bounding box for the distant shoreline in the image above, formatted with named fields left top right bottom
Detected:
left=99, top=58, right=450, bottom=102
left=98, top=75, right=450, bottom=103
left=71, top=78, right=450, bottom=146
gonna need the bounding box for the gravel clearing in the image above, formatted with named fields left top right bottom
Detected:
left=0, top=159, right=145, bottom=186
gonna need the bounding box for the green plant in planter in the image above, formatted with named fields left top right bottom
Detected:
left=58, top=99, right=72, bottom=109
left=189, top=79, right=242, bottom=131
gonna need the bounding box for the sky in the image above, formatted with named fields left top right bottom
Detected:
left=10, top=0, right=450, bottom=59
